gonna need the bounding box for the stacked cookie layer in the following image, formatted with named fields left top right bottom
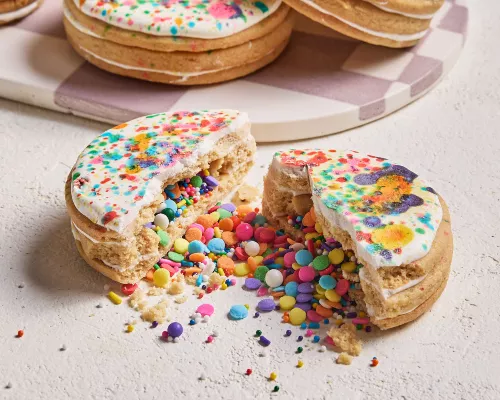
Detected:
left=282, top=0, right=444, bottom=47
left=63, top=0, right=293, bottom=85
left=263, top=149, right=453, bottom=329
left=66, top=110, right=256, bottom=283
left=0, top=0, right=40, bottom=24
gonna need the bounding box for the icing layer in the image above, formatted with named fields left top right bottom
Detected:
left=0, top=0, right=38, bottom=22
left=299, top=0, right=428, bottom=41
left=273, top=149, right=443, bottom=268
left=74, top=0, right=282, bottom=39
left=71, top=110, right=248, bottom=233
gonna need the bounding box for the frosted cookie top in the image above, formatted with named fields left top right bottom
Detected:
left=75, top=0, right=282, bottom=39
left=273, top=149, right=443, bottom=268
left=71, top=110, right=248, bottom=233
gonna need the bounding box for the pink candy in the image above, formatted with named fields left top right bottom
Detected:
left=307, top=310, right=323, bottom=322
left=284, top=251, right=296, bottom=267
left=235, top=223, right=253, bottom=241
left=319, top=265, right=334, bottom=276
left=257, top=286, right=269, bottom=296
left=204, top=227, right=214, bottom=241
left=305, top=329, right=314, bottom=337
left=235, top=247, right=248, bottom=261
left=189, top=223, right=205, bottom=233
left=196, top=303, right=214, bottom=317
left=243, top=212, right=257, bottom=223
left=259, top=228, right=276, bottom=243
left=335, top=279, right=349, bottom=296
left=352, top=318, right=370, bottom=325
left=298, top=266, right=315, bottom=282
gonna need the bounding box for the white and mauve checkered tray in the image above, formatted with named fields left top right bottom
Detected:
left=0, top=0, right=467, bottom=142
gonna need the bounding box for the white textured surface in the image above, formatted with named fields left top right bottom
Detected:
left=1, top=2, right=499, bottom=398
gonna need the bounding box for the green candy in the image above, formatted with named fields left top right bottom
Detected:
left=168, top=251, right=184, bottom=262
left=218, top=209, right=232, bottom=219
left=312, top=255, right=329, bottom=271
left=254, top=266, right=270, bottom=282
left=190, top=175, right=203, bottom=187
left=162, top=208, right=175, bottom=221
left=157, top=230, right=170, bottom=247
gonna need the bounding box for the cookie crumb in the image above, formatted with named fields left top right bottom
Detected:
left=236, top=184, right=260, bottom=202
left=141, top=299, right=168, bottom=323
left=336, top=352, right=353, bottom=365
left=174, top=296, right=188, bottom=304
left=327, top=324, right=362, bottom=356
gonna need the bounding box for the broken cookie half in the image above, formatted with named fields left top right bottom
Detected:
left=262, top=149, right=453, bottom=330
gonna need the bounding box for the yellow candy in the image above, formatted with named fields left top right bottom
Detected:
left=127, top=325, right=134, bottom=333
left=314, top=222, right=323, bottom=234
left=176, top=199, right=186, bottom=208
left=325, top=289, right=341, bottom=302
left=221, top=283, right=228, bottom=290
left=244, top=304, right=250, bottom=309
left=335, top=319, right=344, bottom=326
left=234, top=263, right=250, bottom=277
left=328, top=248, right=345, bottom=265
left=182, top=208, right=188, bottom=215
left=203, top=169, right=209, bottom=176
left=153, top=268, right=171, bottom=288
left=217, top=267, right=225, bottom=276
left=305, top=233, right=319, bottom=241
left=174, top=238, right=189, bottom=254
left=279, top=296, right=296, bottom=311
left=108, top=291, right=122, bottom=305
left=359, top=311, right=366, bottom=318
left=289, top=307, right=306, bottom=326
left=253, top=256, right=263, bottom=265
left=292, top=262, right=301, bottom=271
left=341, top=261, right=357, bottom=273
left=315, top=284, right=326, bottom=295
left=270, top=372, right=277, bottom=381
left=313, top=293, right=325, bottom=300
left=275, top=257, right=285, bottom=266
left=210, top=211, right=220, bottom=222
left=214, top=227, right=222, bottom=238
left=297, top=360, right=304, bottom=368
left=312, top=303, right=318, bottom=309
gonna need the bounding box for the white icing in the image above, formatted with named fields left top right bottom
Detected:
left=371, top=3, right=435, bottom=19
left=71, top=222, right=132, bottom=246
left=300, top=0, right=428, bottom=41
left=0, top=0, right=38, bottom=23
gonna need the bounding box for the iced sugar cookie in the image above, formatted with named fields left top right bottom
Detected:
left=262, top=149, right=453, bottom=329
left=282, top=0, right=444, bottom=48
left=0, top=0, right=41, bottom=24
left=63, top=0, right=293, bottom=85
left=66, top=110, right=256, bottom=283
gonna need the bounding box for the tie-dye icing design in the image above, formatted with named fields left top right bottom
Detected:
left=71, top=110, right=247, bottom=233
left=75, top=0, right=282, bottom=39
left=274, top=149, right=443, bottom=268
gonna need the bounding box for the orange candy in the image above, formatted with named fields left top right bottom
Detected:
left=310, top=206, right=316, bottom=222
left=230, top=215, right=241, bottom=229
left=236, top=204, right=253, bottom=217
left=247, top=257, right=258, bottom=272
left=185, top=227, right=202, bottom=242
left=271, top=291, right=285, bottom=298
left=189, top=253, right=205, bottom=262
left=219, top=218, right=234, bottom=232
left=217, top=256, right=235, bottom=275
left=284, top=271, right=299, bottom=284
left=258, top=242, right=268, bottom=255
left=183, top=267, right=202, bottom=276
left=221, top=231, right=238, bottom=246
left=315, top=305, right=333, bottom=318
left=302, top=211, right=315, bottom=227
left=196, top=215, right=215, bottom=229
left=170, top=183, right=181, bottom=198
left=283, top=316, right=290, bottom=323
left=146, top=269, right=154, bottom=281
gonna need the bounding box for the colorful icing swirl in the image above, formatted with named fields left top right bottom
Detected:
left=274, top=149, right=443, bottom=267
left=74, top=0, right=282, bottom=39
left=71, top=110, right=248, bottom=233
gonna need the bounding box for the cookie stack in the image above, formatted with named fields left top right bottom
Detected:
left=0, top=0, right=41, bottom=24
left=63, top=0, right=293, bottom=85
left=283, top=0, right=444, bottom=47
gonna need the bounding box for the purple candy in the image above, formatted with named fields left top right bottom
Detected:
left=298, top=283, right=314, bottom=294
left=296, top=293, right=313, bottom=303
left=220, top=203, right=236, bottom=212
left=294, top=303, right=312, bottom=312
left=245, top=278, right=261, bottom=290
left=257, top=299, right=276, bottom=312
left=167, top=322, right=183, bottom=338
left=204, top=176, right=219, bottom=187
left=259, top=336, right=271, bottom=346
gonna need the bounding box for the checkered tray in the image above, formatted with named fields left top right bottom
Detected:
left=0, top=0, right=467, bottom=142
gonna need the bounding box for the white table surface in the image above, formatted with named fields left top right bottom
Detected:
left=1, top=1, right=499, bottom=399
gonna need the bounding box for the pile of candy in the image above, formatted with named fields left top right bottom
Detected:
left=122, top=199, right=373, bottom=342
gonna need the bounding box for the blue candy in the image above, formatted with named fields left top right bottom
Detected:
left=207, top=238, right=225, bottom=254
left=188, top=240, right=208, bottom=254
left=319, top=275, right=336, bottom=290
left=229, top=305, right=248, bottom=320
left=285, top=282, right=298, bottom=297
left=308, top=322, right=320, bottom=329
left=165, top=199, right=177, bottom=212
left=295, top=250, right=313, bottom=266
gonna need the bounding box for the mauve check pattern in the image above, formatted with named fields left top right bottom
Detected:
left=4, top=0, right=467, bottom=125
